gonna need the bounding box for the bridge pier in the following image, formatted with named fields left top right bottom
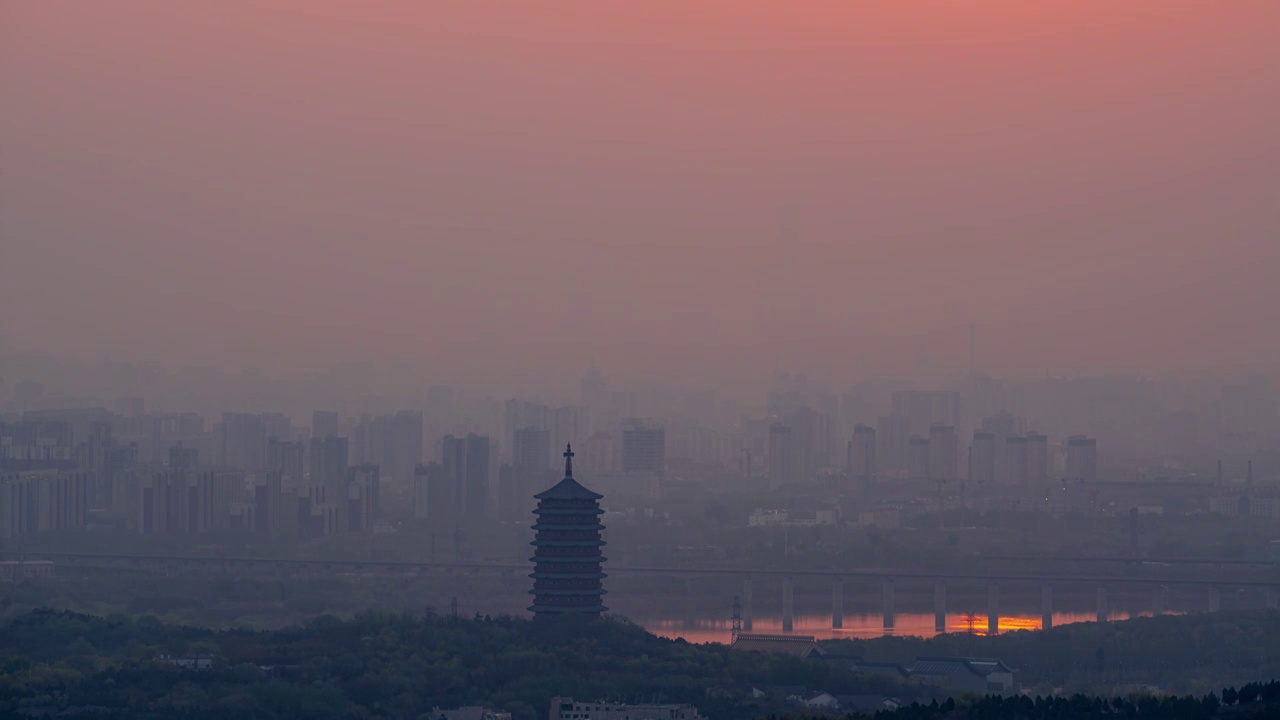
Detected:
left=1041, top=584, right=1054, bottom=630
left=1209, top=587, right=1221, bottom=613
left=1096, top=587, right=1109, bottom=623
left=934, top=583, right=947, bottom=633
left=782, top=576, right=794, bottom=633
left=1152, top=586, right=1167, bottom=616
left=742, top=577, right=753, bottom=631
left=882, top=581, right=895, bottom=631
left=832, top=580, right=844, bottom=630
left=987, top=584, right=1000, bottom=636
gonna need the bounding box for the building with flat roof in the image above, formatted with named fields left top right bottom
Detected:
left=1066, top=436, right=1098, bottom=483
left=847, top=424, right=876, bottom=491
left=767, top=424, right=793, bottom=489
left=730, top=633, right=823, bottom=659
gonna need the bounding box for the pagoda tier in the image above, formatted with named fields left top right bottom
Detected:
left=528, top=444, right=607, bottom=617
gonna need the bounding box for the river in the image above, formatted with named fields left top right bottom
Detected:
left=640, top=609, right=1168, bottom=643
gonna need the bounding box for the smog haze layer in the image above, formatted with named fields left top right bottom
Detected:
left=2, top=1, right=1278, bottom=393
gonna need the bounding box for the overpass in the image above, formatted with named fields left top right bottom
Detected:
left=6, top=549, right=1279, bottom=634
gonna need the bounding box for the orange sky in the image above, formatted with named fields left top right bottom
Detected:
left=2, top=1, right=1277, bottom=390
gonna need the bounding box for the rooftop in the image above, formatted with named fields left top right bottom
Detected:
left=730, top=634, right=823, bottom=658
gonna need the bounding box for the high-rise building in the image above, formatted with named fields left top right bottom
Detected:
left=621, top=420, right=664, bottom=501
left=309, top=435, right=349, bottom=495
left=505, top=399, right=550, bottom=462
left=388, top=410, right=423, bottom=487
left=767, top=424, right=793, bottom=489
left=114, top=396, right=145, bottom=417
left=253, top=470, right=284, bottom=534
left=220, top=413, right=267, bottom=470
left=1025, top=432, right=1049, bottom=484
left=970, top=430, right=997, bottom=487
left=0, top=471, right=88, bottom=538
left=548, top=407, right=581, bottom=465
left=496, top=464, right=521, bottom=522
left=0, top=419, right=74, bottom=473
left=847, top=424, right=876, bottom=490
left=513, top=427, right=551, bottom=475
left=928, top=423, right=957, bottom=482
left=891, top=391, right=961, bottom=437
left=1066, top=435, right=1097, bottom=483
left=908, top=436, right=931, bottom=480
left=168, top=441, right=199, bottom=470
left=267, top=437, right=306, bottom=488
left=348, top=465, right=379, bottom=530
left=1004, top=436, right=1028, bottom=486
left=441, top=433, right=490, bottom=522
left=349, top=411, right=422, bottom=488
left=785, top=406, right=829, bottom=482
left=982, top=412, right=1024, bottom=486
left=412, top=463, right=451, bottom=523
left=528, top=444, right=607, bottom=618
left=876, top=414, right=911, bottom=477
left=412, top=464, right=430, bottom=520
left=582, top=432, right=615, bottom=476
left=311, top=411, right=341, bottom=440
left=621, top=420, right=665, bottom=475
left=140, top=469, right=236, bottom=535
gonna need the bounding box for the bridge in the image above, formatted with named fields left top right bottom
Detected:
left=7, top=549, right=1280, bottom=634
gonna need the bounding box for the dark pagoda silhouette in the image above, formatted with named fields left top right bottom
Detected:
left=528, top=444, right=607, bottom=617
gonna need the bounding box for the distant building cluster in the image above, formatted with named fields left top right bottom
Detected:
left=0, top=366, right=1277, bottom=549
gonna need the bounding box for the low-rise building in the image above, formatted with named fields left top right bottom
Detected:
left=801, top=692, right=840, bottom=710
left=0, top=560, right=55, bottom=580
left=430, top=707, right=512, bottom=720
left=835, top=696, right=901, bottom=713
left=908, top=657, right=1018, bottom=695
left=730, top=633, right=823, bottom=659
left=550, top=697, right=704, bottom=720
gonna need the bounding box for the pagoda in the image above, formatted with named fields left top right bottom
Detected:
left=528, top=444, right=607, bottom=617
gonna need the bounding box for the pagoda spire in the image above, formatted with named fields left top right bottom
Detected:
left=563, top=443, right=574, bottom=479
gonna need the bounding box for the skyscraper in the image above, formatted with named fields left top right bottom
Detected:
left=876, top=414, right=911, bottom=478
left=389, top=410, right=424, bottom=488
left=311, top=410, right=341, bottom=440
left=891, top=391, right=961, bottom=437
left=505, top=399, right=549, bottom=462
left=267, top=437, right=306, bottom=488
left=970, top=430, right=997, bottom=487
left=908, top=436, right=931, bottom=481
left=513, top=427, right=551, bottom=475
left=347, top=464, right=379, bottom=530
left=441, top=433, right=491, bottom=522
left=220, top=413, right=266, bottom=469
left=548, top=407, right=581, bottom=465
left=1066, top=435, right=1097, bottom=483
left=1004, top=435, right=1028, bottom=486
left=847, top=424, right=876, bottom=490
left=1025, top=432, right=1049, bottom=484
left=414, top=462, right=454, bottom=523
left=309, top=435, right=349, bottom=495
left=464, top=434, right=490, bottom=522
left=928, top=423, right=957, bottom=483
left=767, top=424, right=793, bottom=489
left=528, top=444, right=607, bottom=618
left=621, top=420, right=665, bottom=475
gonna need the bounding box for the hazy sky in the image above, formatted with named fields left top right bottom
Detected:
left=3, top=1, right=1278, bottom=389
